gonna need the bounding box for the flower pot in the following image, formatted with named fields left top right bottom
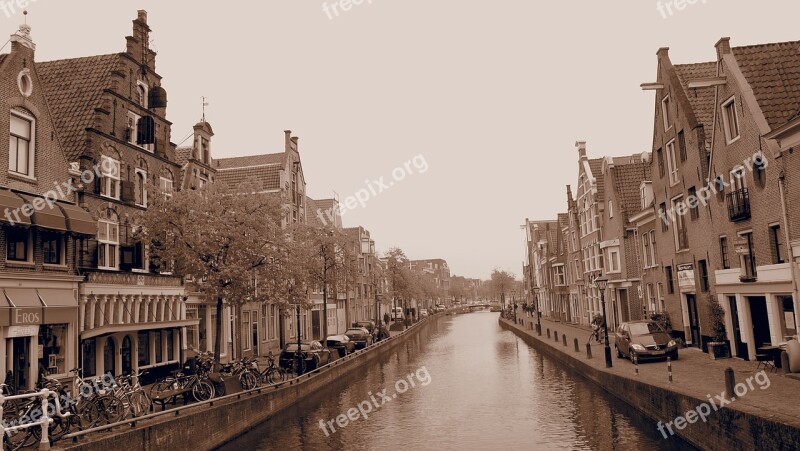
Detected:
left=708, top=342, right=730, bottom=360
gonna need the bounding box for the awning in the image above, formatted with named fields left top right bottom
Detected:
left=57, top=201, right=96, bottom=235
left=80, top=319, right=200, bottom=340
left=37, top=288, right=77, bottom=307
left=16, top=194, right=67, bottom=231
left=4, top=288, right=44, bottom=307
left=0, top=189, right=30, bottom=226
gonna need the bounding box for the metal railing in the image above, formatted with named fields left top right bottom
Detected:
left=0, top=386, right=72, bottom=451
left=727, top=188, right=751, bottom=221
left=61, top=313, right=436, bottom=443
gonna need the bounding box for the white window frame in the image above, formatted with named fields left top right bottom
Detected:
left=607, top=247, right=621, bottom=273
left=553, top=264, right=566, bottom=286
left=41, top=231, right=66, bottom=267
left=100, top=156, right=121, bottom=200
left=136, top=81, right=149, bottom=108
left=666, top=139, right=679, bottom=186
left=662, top=94, right=672, bottom=131
left=135, top=168, right=148, bottom=207
left=160, top=176, right=174, bottom=200
left=242, top=311, right=251, bottom=351
left=9, top=109, right=35, bottom=179
left=671, top=195, right=689, bottom=251
left=731, top=166, right=746, bottom=192
left=722, top=96, right=740, bottom=144
left=98, top=219, right=119, bottom=270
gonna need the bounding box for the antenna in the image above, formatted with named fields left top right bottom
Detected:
left=23, top=10, right=27, bottom=24
left=201, top=96, right=209, bottom=122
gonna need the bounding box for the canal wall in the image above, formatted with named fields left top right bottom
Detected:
left=56, top=316, right=444, bottom=451
left=499, top=317, right=800, bottom=450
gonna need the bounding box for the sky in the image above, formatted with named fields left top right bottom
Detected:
left=8, top=0, right=800, bottom=279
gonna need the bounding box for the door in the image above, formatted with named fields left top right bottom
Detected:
left=312, top=310, right=321, bottom=341
left=686, top=294, right=701, bottom=347
left=13, top=337, right=30, bottom=391
left=619, top=289, right=630, bottom=323
left=749, top=296, right=771, bottom=349
left=121, top=336, right=132, bottom=375
left=104, top=337, right=115, bottom=376
left=728, top=296, right=748, bottom=360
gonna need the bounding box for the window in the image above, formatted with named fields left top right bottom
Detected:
left=662, top=95, right=672, bottom=130
left=650, top=231, right=658, bottom=263
left=731, top=167, right=746, bottom=192
left=127, top=111, right=153, bottom=152
left=672, top=196, right=688, bottom=251
left=167, top=330, right=175, bottom=361
left=642, top=233, right=652, bottom=268
left=138, top=331, right=150, bottom=366
left=100, top=156, right=121, bottom=199
left=659, top=203, right=668, bottom=232
left=656, top=283, right=665, bottom=312
left=262, top=305, right=268, bottom=342
left=39, top=324, right=67, bottom=376
left=665, top=266, right=674, bottom=294
left=678, top=130, right=687, bottom=162
left=781, top=295, right=796, bottom=338
left=154, top=331, right=162, bottom=363
left=42, top=231, right=63, bottom=265
left=699, top=259, right=709, bottom=292
left=270, top=305, right=277, bottom=340
left=608, top=200, right=614, bottom=218
left=159, top=176, right=173, bottom=200
left=6, top=228, right=29, bottom=262
left=666, top=139, right=679, bottom=185
left=657, top=148, right=665, bottom=178
left=688, top=187, right=699, bottom=220
left=98, top=216, right=120, bottom=270
left=740, top=231, right=757, bottom=279
left=720, top=236, right=730, bottom=269
left=554, top=265, right=566, bottom=286
left=201, top=137, right=210, bottom=164
left=608, top=247, right=620, bottom=273
left=136, top=82, right=148, bottom=108
left=242, top=311, right=251, bottom=351
left=770, top=224, right=785, bottom=264
left=722, top=97, right=740, bottom=143
left=135, top=169, right=147, bottom=207
left=9, top=110, right=34, bottom=177
left=81, top=340, right=97, bottom=377
left=647, top=284, right=656, bottom=312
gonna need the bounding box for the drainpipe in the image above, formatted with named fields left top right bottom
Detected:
left=778, top=174, right=800, bottom=338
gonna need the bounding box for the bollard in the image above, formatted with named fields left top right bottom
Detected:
left=667, top=356, right=673, bottom=383
left=586, top=343, right=593, bottom=359
left=563, top=335, right=567, bottom=347
left=782, top=351, right=790, bottom=374
left=574, top=338, right=580, bottom=352
left=634, top=354, right=639, bottom=376
left=547, top=328, right=551, bottom=338
left=724, top=367, right=735, bottom=401
left=554, top=331, right=558, bottom=342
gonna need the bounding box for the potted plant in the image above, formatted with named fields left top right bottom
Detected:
left=707, top=296, right=731, bottom=359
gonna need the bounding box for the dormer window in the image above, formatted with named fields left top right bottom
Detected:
left=201, top=137, right=210, bottom=164
left=9, top=110, right=35, bottom=178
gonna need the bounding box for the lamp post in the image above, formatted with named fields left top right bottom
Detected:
left=511, top=289, right=517, bottom=323
left=594, top=275, right=612, bottom=368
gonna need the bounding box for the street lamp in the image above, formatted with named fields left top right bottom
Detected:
left=511, top=289, right=517, bottom=323
left=594, top=275, right=612, bottom=368
left=533, top=287, right=542, bottom=335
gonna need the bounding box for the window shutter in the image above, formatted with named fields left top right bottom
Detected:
left=121, top=180, right=136, bottom=203
left=120, top=246, right=135, bottom=271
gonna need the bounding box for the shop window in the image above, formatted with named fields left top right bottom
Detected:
left=39, top=324, right=67, bottom=376
left=138, top=331, right=150, bottom=366
left=81, top=339, right=96, bottom=377
left=781, top=296, right=796, bottom=339
left=154, top=332, right=162, bottom=363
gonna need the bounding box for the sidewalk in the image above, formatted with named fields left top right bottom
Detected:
left=507, top=314, right=800, bottom=429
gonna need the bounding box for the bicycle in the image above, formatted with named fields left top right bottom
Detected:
left=70, top=367, right=124, bottom=429
left=149, top=365, right=215, bottom=407
left=259, top=352, right=287, bottom=385
left=113, top=370, right=151, bottom=419
left=220, top=357, right=260, bottom=390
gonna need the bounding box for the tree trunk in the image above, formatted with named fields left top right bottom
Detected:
left=214, top=296, right=223, bottom=362
left=323, top=275, right=329, bottom=343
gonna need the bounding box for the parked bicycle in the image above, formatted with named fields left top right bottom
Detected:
left=112, top=370, right=151, bottom=419
left=220, top=357, right=259, bottom=390
left=69, top=367, right=124, bottom=429
left=259, top=352, right=288, bottom=385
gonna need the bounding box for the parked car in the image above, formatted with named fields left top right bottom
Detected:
left=353, top=320, right=376, bottom=334
left=419, top=309, right=429, bottom=317
left=279, top=341, right=334, bottom=372
left=614, top=320, right=678, bottom=362
left=326, top=335, right=355, bottom=358
left=391, top=307, right=405, bottom=321
left=344, top=327, right=374, bottom=349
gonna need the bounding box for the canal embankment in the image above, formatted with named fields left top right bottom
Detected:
left=54, top=315, right=445, bottom=451
left=500, top=316, right=800, bottom=450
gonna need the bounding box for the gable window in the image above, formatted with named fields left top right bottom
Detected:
left=720, top=236, right=730, bottom=269
left=135, top=168, right=147, bottom=207
left=6, top=228, right=30, bottom=262
left=662, top=95, right=672, bottom=131
left=672, top=196, right=688, bottom=251
left=42, top=231, right=63, bottom=265
left=127, top=111, right=153, bottom=152
left=201, top=137, right=210, bottom=164
left=666, top=139, right=679, bottom=185
left=159, top=175, right=174, bottom=200
left=98, top=215, right=120, bottom=270
left=100, top=156, right=121, bottom=199
left=9, top=110, right=34, bottom=178
left=608, top=200, right=614, bottom=218
left=678, top=130, right=687, bottom=162
left=770, top=224, right=785, bottom=264
left=722, top=97, right=740, bottom=143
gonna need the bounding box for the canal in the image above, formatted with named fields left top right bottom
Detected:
left=217, top=312, right=696, bottom=450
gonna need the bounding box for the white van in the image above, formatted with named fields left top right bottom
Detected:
left=391, top=307, right=405, bottom=321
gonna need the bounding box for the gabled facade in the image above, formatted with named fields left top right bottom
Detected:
left=574, top=142, right=606, bottom=325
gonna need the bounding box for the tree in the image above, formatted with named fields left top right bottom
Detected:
left=490, top=269, right=516, bottom=308
left=139, top=182, right=286, bottom=362
left=384, top=248, right=414, bottom=323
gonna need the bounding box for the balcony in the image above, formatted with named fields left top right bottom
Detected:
left=727, top=188, right=751, bottom=222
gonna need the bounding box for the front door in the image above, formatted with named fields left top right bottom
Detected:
left=312, top=310, right=321, bottom=341
left=749, top=296, right=771, bottom=349
left=686, top=294, right=701, bottom=347
left=728, top=296, right=748, bottom=359
left=13, top=337, right=30, bottom=391
left=619, top=289, right=630, bottom=323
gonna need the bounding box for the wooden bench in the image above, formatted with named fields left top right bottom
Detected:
left=150, top=386, right=194, bottom=411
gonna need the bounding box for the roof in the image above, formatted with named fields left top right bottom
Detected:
left=612, top=161, right=652, bottom=222
left=557, top=213, right=569, bottom=229
left=731, top=40, right=800, bottom=129
left=588, top=158, right=605, bottom=202
left=215, top=165, right=281, bottom=191
left=306, top=197, right=322, bottom=227
left=215, top=153, right=285, bottom=170
left=36, top=54, right=121, bottom=161
left=674, top=61, right=717, bottom=150
left=175, top=147, right=193, bottom=166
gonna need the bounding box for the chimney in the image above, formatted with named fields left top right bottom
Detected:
left=656, top=47, right=669, bottom=59
left=715, top=37, right=731, bottom=60
left=575, top=141, right=587, bottom=159
left=284, top=130, right=292, bottom=152
left=10, top=23, right=35, bottom=53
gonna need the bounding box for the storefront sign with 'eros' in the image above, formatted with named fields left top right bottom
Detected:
left=12, top=308, right=42, bottom=326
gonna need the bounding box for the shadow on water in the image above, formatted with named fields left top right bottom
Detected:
left=216, top=313, right=697, bottom=451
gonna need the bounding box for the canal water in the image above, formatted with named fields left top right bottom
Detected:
left=217, top=312, right=696, bottom=451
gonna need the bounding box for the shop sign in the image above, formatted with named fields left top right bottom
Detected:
left=677, top=264, right=695, bottom=290
left=7, top=325, right=38, bottom=337
left=734, top=239, right=749, bottom=255
left=12, top=308, right=42, bottom=326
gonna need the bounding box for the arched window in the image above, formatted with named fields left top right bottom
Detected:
left=103, top=337, right=115, bottom=375
left=98, top=209, right=119, bottom=270
left=135, top=168, right=147, bottom=207
left=159, top=169, right=174, bottom=200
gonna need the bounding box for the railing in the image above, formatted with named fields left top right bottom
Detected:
left=0, top=387, right=72, bottom=451
left=727, top=188, right=751, bottom=221
left=60, top=313, right=438, bottom=444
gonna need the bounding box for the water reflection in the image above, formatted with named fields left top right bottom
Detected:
left=217, top=313, right=696, bottom=451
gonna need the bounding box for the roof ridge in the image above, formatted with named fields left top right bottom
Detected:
left=37, top=53, right=120, bottom=65
left=732, top=40, right=800, bottom=51
left=216, top=163, right=282, bottom=171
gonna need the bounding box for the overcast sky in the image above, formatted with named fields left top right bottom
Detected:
left=12, top=1, right=800, bottom=279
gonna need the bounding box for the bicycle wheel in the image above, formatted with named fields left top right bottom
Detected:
left=239, top=371, right=258, bottom=390
left=128, top=391, right=151, bottom=417
left=148, top=380, right=173, bottom=400
left=75, top=398, right=100, bottom=429
left=192, top=380, right=214, bottom=402
left=5, top=427, right=35, bottom=451
left=291, top=357, right=306, bottom=376
left=96, top=395, right=123, bottom=425
left=267, top=368, right=286, bottom=385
